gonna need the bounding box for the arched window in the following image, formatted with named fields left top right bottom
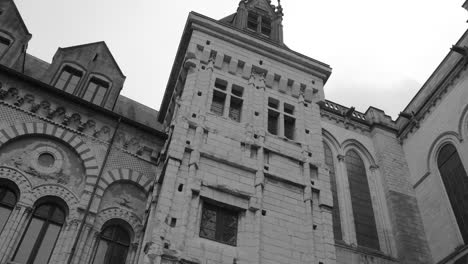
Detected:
left=323, top=142, right=342, bottom=241
left=437, top=144, right=468, bottom=243
left=0, top=183, right=18, bottom=233
left=92, top=223, right=131, bottom=264
left=83, top=76, right=110, bottom=106
left=13, top=200, right=66, bottom=264
left=54, top=65, right=84, bottom=93
left=345, top=150, right=379, bottom=250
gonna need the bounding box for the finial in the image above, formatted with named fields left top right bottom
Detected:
left=276, top=0, right=283, bottom=16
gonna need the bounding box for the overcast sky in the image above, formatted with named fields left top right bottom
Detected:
left=15, top=0, right=468, bottom=119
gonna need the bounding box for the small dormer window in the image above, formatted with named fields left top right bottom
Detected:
left=55, top=66, right=83, bottom=93
left=0, top=35, right=11, bottom=58
left=247, top=12, right=271, bottom=37
left=83, top=77, right=109, bottom=105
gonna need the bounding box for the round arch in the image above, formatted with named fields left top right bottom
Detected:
left=0, top=166, right=32, bottom=204
left=95, top=207, right=142, bottom=242
left=0, top=122, right=99, bottom=178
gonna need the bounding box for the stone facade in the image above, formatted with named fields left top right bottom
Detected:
left=0, top=0, right=466, bottom=264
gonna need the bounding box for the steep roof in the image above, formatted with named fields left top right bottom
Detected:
left=58, top=41, right=125, bottom=77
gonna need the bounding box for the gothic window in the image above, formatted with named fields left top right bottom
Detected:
left=83, top=77, right=109, bottom=105
left=92, top=224, right=131, bottom=264
left=323, top=142, right=342, bottom=241
left=0, top=35, right=11, bottom=58
left=437, top=144, right=468, bottom=243
left=199, top=202, right=238, bottom=246
left=0, top=185, right=17, bottom=233
left=210, top=78, right=244, bottom=122
left=54, top=65, right=83, bottom=93
left=13, top=201, right=66, bottom=264
left=345, top=150, right=379, bottom=250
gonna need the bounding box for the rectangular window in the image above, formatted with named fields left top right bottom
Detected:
left=210, top=79, right=244, bottom=122
left=247, top=12, right=258, bottom=31
left=267, top=98, right=296, bottom=140
left=261, top=16, right=271, bottom=36
left=200, top=203, right=238, bottom=246
left=284, top=115, right=295, bottom=140
left=229, top=97, right=242, bottom=122
left=268, top=110, right=279, bottom=135
left=211, top=90, right=226, bottom=116
left=83, top=77, right=109, bottom=105
left=55, top=66, right=83, bottom=94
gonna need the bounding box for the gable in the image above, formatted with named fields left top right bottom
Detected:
left=59, top=41, right=125, bottom=78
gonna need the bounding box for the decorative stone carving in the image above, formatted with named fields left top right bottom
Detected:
left=0, top=85, right=160, bottom=160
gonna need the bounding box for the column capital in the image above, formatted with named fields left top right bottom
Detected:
left=337, top=154, right=345, bottom=162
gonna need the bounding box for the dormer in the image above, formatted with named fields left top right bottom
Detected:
left=220, top=0, right=284, bottom=45
left=44, top=41, right=126, bottom=110
left=0, top=0, right=31, bottom=68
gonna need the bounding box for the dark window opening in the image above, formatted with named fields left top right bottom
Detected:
left=83, top=77, right=109, bottom=105
left=437, top=144, right=468, bottom=243
left=284, top=115, right=295, bottom=140
left=268, top=110, right=279, bottom=135
left=215, top=78, right=228, bottom=91
left=92, top=225, right=130, bottom=264
left=261, top=16, right=271, bottom=36
left=199, top=202, right=238, bottom=246
left=231, top=85, right=244, bottom=97
left=0, top=35, right=11, bottom=57
left=284, top=103, right=295, bottom=115
left=55, top=66, right=83, bottom=94
left=345, top=150, right=380, bottom=250
left=268, top=97, right=279, bottom=109
left=229, top=97, right=243, bottom=122
left=247, top=12, right=259, bottom=31
left=13, top=202, right=66, bottom=264
left=0, top=185, right=17, bottom=233
left=210, top=90, right=226, bottom=116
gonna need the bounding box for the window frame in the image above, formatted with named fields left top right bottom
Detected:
left=246, top=11, right=272, bottom=37
left=209, top=78, right=244, bottom=123
left=0, top=184, right=18, bottom=234
left=437, top=143, right=468, bottom=243
left=12, top=201, right=66, bottom=264
left=92, top=224, right=131, bottom=264
left=53, top=64, right=84, bottom=94
left=267, top=97, right=296, bottom=140
left=82, top=75, right=111, bottom=106
left=199, top=201, right=239, bottom=246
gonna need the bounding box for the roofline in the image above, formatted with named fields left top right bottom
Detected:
left=58, top=41, right=126, bottom=78
left=10, top=0, right=32, bottom=37
left=158, top=11, right=332, bottom=122
left=397, top=28, right=468, bottom=123
left=0, top=63, right=166, bottom=139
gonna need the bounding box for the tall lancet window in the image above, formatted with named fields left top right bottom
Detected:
left=345, top=150, right=379, bottom=250
left=437, top=144, right=468, bottom=243
left=323, top=142, right=342, bottom=241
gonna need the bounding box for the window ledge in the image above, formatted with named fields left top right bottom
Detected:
left=206, top=111, right=243, bottom=125
left=266, top=132, right=301, bottom=146
left=335, top=240, right=396, bottom=261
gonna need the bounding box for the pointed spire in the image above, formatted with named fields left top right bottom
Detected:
left=276, top=0, right=283, bottom=16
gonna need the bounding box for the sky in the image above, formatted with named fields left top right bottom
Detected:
left=14, top=0, right=468, bottom=119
